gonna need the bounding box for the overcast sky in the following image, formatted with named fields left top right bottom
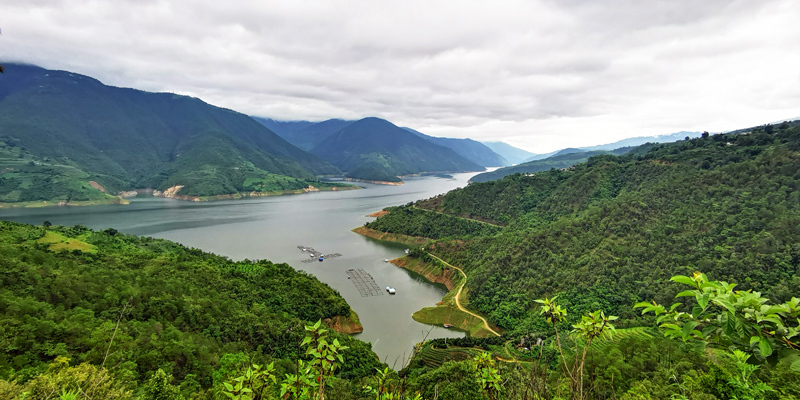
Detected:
left=2, top=0, right=799, bottom=153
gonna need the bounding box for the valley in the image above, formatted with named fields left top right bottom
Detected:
left=0, top=64, right=798, bottom=399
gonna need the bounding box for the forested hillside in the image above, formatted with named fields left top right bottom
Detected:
left=0, top=221, right=382, bottom=397
left=355, top=121, right=800, bottom=399
left=367, top=121, right=800, bottom=329
left=0, top=64, right=343, bottom=204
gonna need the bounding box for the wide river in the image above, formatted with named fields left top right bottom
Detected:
left=0, top=173, right=479, bottom=367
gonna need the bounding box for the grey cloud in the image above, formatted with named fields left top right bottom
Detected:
left=1, top=0, right=798, bottom=153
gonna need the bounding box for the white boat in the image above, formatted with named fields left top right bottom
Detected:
left=386, top=287, right=396, bottom=294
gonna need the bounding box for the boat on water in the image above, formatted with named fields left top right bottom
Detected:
left=386, top=286, right=396, bottom=294
left=443, top=324, right=453, bottom=328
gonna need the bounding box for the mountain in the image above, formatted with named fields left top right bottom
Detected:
left=402, top=128, right=508, bottom=167
left=481, top=141, right=536, bottom=165
left=0, top=64, right=342, bottom=204
left=310, top=117, right=484, bottom=182
left=256, top=118, right=509, bottom=168
left=469, top=146, right=644, bottom=183
left=253, top=117, right=354, bottom=151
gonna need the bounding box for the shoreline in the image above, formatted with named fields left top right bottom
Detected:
left=351, top=224, right=495, bottom=337
left=392, top=256, right=496, bottom=337
left=325, top=309, right=364, bottom=335
left=0, top=185, right=360, bottom=208
left=351, top=226, right=429, bottom=246
left=343, top=177, right=403, bottom=185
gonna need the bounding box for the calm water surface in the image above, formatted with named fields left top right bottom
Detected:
left=0, top=173, right=478, bottom=366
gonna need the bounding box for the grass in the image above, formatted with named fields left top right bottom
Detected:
left=412, top=305, right=493, bottom=337
left=37, top=231, right=97, bottom=253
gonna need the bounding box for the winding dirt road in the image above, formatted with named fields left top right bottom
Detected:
left=426, top=252, right=500, bottom=337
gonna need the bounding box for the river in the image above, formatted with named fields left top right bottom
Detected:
left=0, top=173, right=478, bottom=367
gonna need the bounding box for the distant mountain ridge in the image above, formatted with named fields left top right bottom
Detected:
left=472, top=131, right=705, bottom=182
left=255, top=117, right=508, bottom=169
left=401, top=127, right=508, bottom=167
left=0, top=63, right=342, bottom=205
left=470, top=146, right=644, bottom=183
left=308, top=117, right=484, bottom=182
left=480, top=141, right=536, bottom=165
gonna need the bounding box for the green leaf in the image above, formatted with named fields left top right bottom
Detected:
left=671, top=275, right=697, bottom=287
left=758, top=337, right=773, bottom=357
left=676, top=290, right=697, bottom=298
left=682, top=321, right=698, bottom=340
left=791, top=359, right=800, bottom=373
left=698, top=293, right=710, bottom=309
left=713, top=298, right=736, bottom=314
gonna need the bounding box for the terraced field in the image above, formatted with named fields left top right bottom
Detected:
left=416, top=343, right=481, bottom=368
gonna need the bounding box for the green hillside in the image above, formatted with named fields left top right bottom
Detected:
left=0, top=220, right=380, bottom=396
left=366, top=121, right=800, bottom=329
left=0, top=64, right=344, bottom=204
left=311, top=117, right=484, bottom=182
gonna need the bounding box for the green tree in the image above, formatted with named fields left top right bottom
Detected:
left=537, top=297, right=617, bottom=400
left=635, top=272, right=800, bottom=362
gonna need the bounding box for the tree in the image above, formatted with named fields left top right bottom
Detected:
left=635, top=272, right=799, bottom=365
left=536, top=296, right=617, bottom=400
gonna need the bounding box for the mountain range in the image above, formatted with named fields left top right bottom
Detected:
left=307, top=117, right=484, bottom=182
left=255, top=117, right=507, bottom=169
left=0, top=63, right=345, bottom=204
left=0, top=64, right=490, bottom=204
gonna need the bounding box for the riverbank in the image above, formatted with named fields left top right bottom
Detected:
left=343, top=177, right=403, bottom=185
left=154, top=184, right=360, bottom=202
left=0, top=197, right=130, bottom=208
left=0, top=184, right=360, bottom=208
left=391, top=256, right=499, bottom=338
left=351, top=226, right=429, bottom=246
left=325, top=309, right=364, bottom=335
